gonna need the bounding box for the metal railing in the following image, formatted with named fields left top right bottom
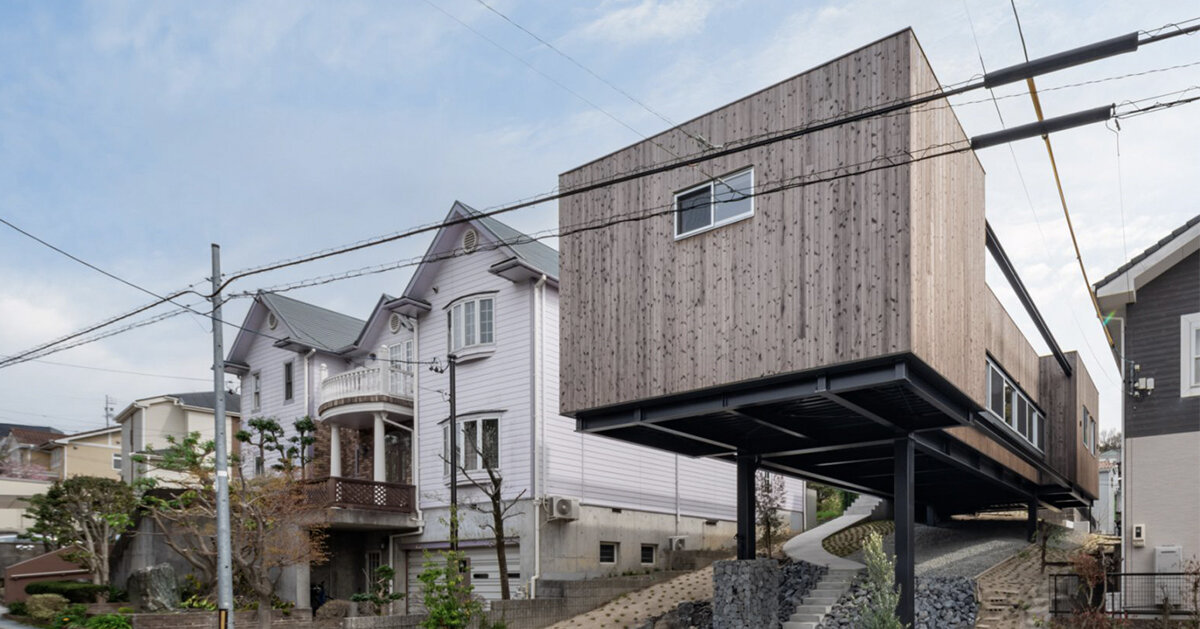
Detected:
left=1051, top=573, right=1200, bottom=617
left=301, top=476, right=416, bottom=513
left=320, top=366, right=413, bottom=405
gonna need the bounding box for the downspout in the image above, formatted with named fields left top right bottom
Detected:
left=303, top=348, right=316, bottom=478
left=409, top=315, right=423, bottom=526
left=530, top=274, right=547, bottom=599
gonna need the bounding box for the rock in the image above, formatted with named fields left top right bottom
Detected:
left=128, top=562, right=180, bottom=612
left=816, top=575, right=978, bottom=629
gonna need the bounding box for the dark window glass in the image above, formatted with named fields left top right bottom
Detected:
left=1017, top=396, right=1028, bottom=436
left=599, top=543, right=617, bottom=563
left=677, top=187, right=711, bottom=235
left=989, top=367, right=1004, bottom=416
left=284, top=362, right=294, bottom=401
left=482, top=419, right=499, bottom=469
left=1003, top=382, right=1014, bottom=425
left=641, top=545, right=655, bottom=564
left=713, top=170, right=753, bottom=222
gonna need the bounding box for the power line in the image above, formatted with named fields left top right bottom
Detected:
left=25, top=359, right=211, bottom=383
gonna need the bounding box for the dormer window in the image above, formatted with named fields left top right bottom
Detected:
left=448, top=296, right=495, bottom=353
left=675, top=167, right=754, bottom=238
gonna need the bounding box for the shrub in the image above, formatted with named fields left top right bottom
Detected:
left=180, top=594, right=217, bottom=610
left=85, top=613, right=133, bottom=629
left=106, top=586, right=128, bottom=603
left=115, top=607, right=134, bottom=615
left=314, top=599, right=349, bottom=620
left=857, top=532, right=903, bottom=629
left=27, top=593, right=70, bottom=621
left=7, top=600, right=28, bottom=616
left=418, top=550, right=483, bottom=629
left=26, top=581, right=111, bottom=604
left=51, top=602, right=88, bottom=628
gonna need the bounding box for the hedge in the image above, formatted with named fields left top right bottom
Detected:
left=25, top=580, right=110, bottom=603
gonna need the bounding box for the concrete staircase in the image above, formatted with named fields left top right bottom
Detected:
left=844, top=493, right=886, bottom=518
left=781, top=568, right=860, bottom=629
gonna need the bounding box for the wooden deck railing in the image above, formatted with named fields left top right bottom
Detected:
left=301, top=476, right=416, bottom=513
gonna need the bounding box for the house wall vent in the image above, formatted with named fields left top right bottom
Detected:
left=462, top=228, right=478, bottom=254
left=547, top=496, right=580, bottom=521
left=389, top=313, right=402, bottom=334
left=267, top=313, right=278, bottom=330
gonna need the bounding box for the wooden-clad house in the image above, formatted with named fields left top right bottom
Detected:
left=559, top=28, right=1100, bottom=620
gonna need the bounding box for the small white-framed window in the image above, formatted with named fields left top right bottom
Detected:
left=251, top=371, right=262, bottom=411
left=447, top=296, right=495, bottom=353
left=50, top=448, right=63, bottom=468
left=674, top=167, right=754, bottom=238
left=599, top=542, right=618, bottom=564
left=1182, top=313, right=1200, bottom=398
left=442, top=416, right=499, bottom=476
left=985, top=360, right=1042, bottom=450
left=1082, top=406, right=1096, bottom=454
left=112, top=453, right=122, bottom=471
left=640, top=544, right=656, bottom=565
left=283, top=361, right=294, bottom=403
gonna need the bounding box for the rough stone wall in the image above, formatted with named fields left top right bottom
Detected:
left=712, top=559, right=781, bottom=629
left=312, top=422, right=372, bottom=480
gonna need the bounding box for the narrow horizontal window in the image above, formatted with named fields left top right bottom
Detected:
left=674, top=167, right=754, bottom=237
left=985, top=360, right=1042, bottom=451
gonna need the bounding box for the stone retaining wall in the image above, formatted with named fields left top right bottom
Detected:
left=712, top=559, right=781, bottom=629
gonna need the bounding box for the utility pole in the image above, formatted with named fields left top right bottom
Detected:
left=448, top=353, right=458, bottom=552
left=210, top=244, right=235, bottom=629
left=104, top=395, right=114, bottom=427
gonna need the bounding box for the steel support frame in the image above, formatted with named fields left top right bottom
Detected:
left=736, top=452, right=758, bottom=560
left=894, top=436, right=915, bottom=626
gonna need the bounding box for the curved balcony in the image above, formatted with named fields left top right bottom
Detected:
left=319, top=366, right=413, bottom=428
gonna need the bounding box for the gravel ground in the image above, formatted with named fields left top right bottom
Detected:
left=845, top=520, right=1029, bottom=578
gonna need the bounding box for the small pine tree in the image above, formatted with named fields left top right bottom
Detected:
left=858, top=532, right=904, bottom=629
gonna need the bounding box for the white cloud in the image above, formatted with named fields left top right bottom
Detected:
left=575, top=0, right=715, bottom=46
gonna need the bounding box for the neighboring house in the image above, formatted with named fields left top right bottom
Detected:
left=1096, top=214, right=1200, bottom=574
left=3, top=545, right=92, bottom=604
left=557, top=30, right=1099, bottom=619
left=1094, top=450, right=1121, bottom=535
left=114, top=392, right=242, bottom=484
left=0, top=424, right=62, bottom=478
left=226, top=203, right=808, bottom=610
left=0, top=425, right=61, bottom=534
left=38, top=425, right=122, bottom=481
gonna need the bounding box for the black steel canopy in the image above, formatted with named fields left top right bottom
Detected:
left=574, top=354, right=1091, bottom=514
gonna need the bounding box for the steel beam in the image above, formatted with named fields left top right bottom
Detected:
left=736, top=452, right=758, bottom=560
left=894, top=437, right=915, bottom=626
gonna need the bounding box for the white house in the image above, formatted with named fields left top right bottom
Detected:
left=226, top=202, right=807, bottom=609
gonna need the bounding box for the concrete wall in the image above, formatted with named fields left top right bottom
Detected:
left=1125, top=431, right=1200, bottom=572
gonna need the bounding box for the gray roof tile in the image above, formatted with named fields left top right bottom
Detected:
left=259, top=292, right=366, bottom=352
left=168, top=392, right=242, bottom=414
left=1096, top=213, right=1200, bottom=289
left=463, top=204, right=559, bottom=278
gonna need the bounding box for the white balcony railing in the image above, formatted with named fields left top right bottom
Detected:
left=320, top=366, right=413, bottom=406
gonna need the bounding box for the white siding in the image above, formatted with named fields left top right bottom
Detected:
left=414, top=229, right=534, bottom=509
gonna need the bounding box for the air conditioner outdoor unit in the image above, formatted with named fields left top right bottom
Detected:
left=667, top=536, right=687, bottom=551
left=547, top=496, right=580, bottom=521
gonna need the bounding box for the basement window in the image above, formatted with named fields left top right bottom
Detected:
left=985, top=360, right=1043, bottom=451
left=641, top=544, right=656, bottom=565
left=599, top=542, right=618, bottom=564
left=674, top=168, right=754, bottom=238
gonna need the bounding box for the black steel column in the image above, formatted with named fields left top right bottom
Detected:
left=1027, top=501, right=1038, bottom=543
left=736, top=452, right=758, bottom=560
left=893, top=437, right=915, bottom=626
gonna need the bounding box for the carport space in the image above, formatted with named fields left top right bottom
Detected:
left=574, top=354, right=1084, bottom=625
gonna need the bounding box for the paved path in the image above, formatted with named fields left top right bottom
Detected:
left=782, top=495, right=883, bottom=570
left=0, top=608, right=35, bottom=628
left=544, top=565, right=714, bottom=629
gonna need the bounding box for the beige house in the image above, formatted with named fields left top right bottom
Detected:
left=38, top=426, right=123, bottom=481
left=114, top=392, right=241, bottom=483
left=0, top=425, right=61, bottom=533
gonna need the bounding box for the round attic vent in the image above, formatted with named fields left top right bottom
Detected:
left=389, top=313, right=402, bottom=334
left=462, top=228, right=478, bottom=254
left=267, top=312, right=278, bottom=330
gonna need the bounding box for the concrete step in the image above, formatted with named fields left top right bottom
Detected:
left=792, top=604, right=832, bottom=615
left=787, top=612, right=823, bottom=623
left=782, top=622, right=817, bottom=629
left=801, top=595, right=841, bottom=606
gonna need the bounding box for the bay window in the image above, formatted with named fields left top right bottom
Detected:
left=448, top=296, right=495, bottom=353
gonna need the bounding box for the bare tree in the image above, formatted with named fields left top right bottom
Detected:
left=755, top=470, right=787, bottom=558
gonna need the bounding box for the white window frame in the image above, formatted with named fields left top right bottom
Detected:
left=985, top=359, right=1043, bottom=451
left=599, top=542, right=618, bottom=565
left=251, top=371, right=262, bottom=411
left=640, top=544, right=656, bottom=565
left=1082, top=406, right=1096, bottom=454
left=674, top=167, right=755, bottom=239
left=283, top=361, right=295, bottom=403
left=447, top=295, right=496, bottom=354
left=442, top=415, right=500, bottom=478
left=1182, top=313, right=1200, bottom=398
left=112, top=453, right=122, bottom=471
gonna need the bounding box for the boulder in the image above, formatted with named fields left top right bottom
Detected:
left=128, top=563, right=179, bottom=612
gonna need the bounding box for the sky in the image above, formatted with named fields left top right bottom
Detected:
left=0, top=0, right=1197, bottom=436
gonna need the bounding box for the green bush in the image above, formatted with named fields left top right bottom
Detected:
left=27, top=593, right=70, bottom=621
left=51, top=603, right=88, bottom=628
left=26, top=581, right=111, bottom=603
left=106, top=585, right=128, bottom=603
left=7, top=600, right=28, bottom=616
left=115, top=607, right=134, bottom=615
left=85, top=613, right=132, bottom=629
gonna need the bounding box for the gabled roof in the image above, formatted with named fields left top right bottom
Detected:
left=168, top=391, right=242, bottom=414
left=39, top=425, right=121, bottom=449
left=257, top=292, right=366, bottom=352
left=5, top=427, right=63, bottom=447
left=399, top=201, right=559, bottom=302
left=0, top=423, right=62, bottom=439
left=1095, top=213, right=1200, bottom=298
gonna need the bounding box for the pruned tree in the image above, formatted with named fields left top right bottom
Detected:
left=25, top=476, right=136, bottom=585
left=137, top=431, right=327, bottom=629
left=236, top=417, right=285, bottom=476
left=755, top=470, right=787, bottom=557
left=284, top=416, right=318, bottom=478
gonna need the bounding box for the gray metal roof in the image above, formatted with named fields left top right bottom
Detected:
left=463, top=204, right=559, bottom=279
left=0, top=423, right=62, bottom=438
left=258, top=292, right=366, bottom=352
left=1096, top=213, right=1200, bottom=289
left=168, top=392, right=242, bottom=414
